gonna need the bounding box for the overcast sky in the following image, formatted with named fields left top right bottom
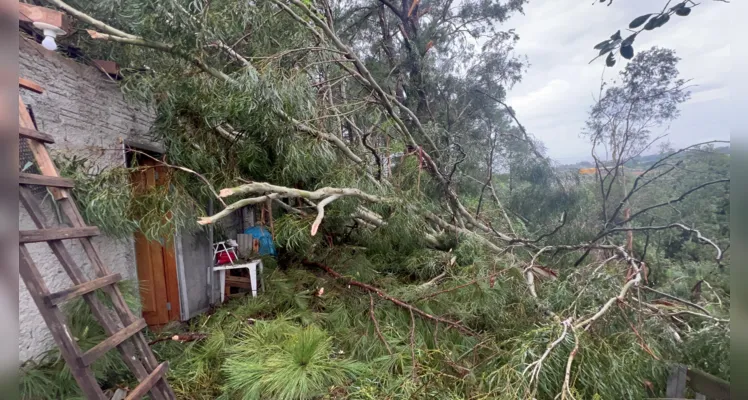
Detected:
left=503, top=0, right=737, bottom=164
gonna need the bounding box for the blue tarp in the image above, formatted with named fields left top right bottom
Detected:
left=243, top=226, right=277, bottom=257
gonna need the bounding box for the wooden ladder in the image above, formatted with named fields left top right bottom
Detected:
left=18, top=79, right=176, bottom=400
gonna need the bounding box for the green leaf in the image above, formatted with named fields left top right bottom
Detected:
left=629, top=14, right=653, bottom=29
left=594, top=39, right=611, bottom=50
left=671, top=2, right=687, bottom=11
left=655, top=13, right=671, bottom=27
left=621, top=33, right=636, bottom=47
left=606, top=52, right=616, bottom=67
left=610, top=30, right=622, bottom=41
left=675, top=7, right=692, bottom=16
left=645, top=13, right=671, bottom=30
left=620, top=45, right=634, bottom=60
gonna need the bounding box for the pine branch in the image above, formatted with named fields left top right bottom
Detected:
left=303, top=260, right=477, bottom=335
left=369, top=294, right=393, bottom=355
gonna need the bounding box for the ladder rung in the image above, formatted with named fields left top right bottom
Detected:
left=44, top=273, right=122, bottom=306
left=20, top=226, right=100, bottom=243
left=80, top=319, right=147, bottom=367
left=19, top=173, right=75, bottom=188
left=125, top=362, right=169, bottom=400
left=19, top=127, right=55, bottom=143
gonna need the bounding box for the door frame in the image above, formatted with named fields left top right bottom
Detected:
left=125, top=142, right=184, bottom=326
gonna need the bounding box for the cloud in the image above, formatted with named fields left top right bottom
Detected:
left=502, top=0, right=736, bottom=162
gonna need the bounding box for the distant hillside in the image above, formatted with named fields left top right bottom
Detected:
left=558, top=145, right=729, bottom=172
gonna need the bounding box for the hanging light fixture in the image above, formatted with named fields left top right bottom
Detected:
left=32, top=22, right=66, bottom=51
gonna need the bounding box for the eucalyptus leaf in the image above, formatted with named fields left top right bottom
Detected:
left=675, top=7, right=692, bottom=16
left=629, top=13, right=653, bottom=29
left=594, top=39, right=611, bottom=50
left=655, top=13, right=671, bottom=27
left=606, top=52, right=616, bottom=67
left=620, top=45, right=634, bottom=60
left=621, top=33, right=636, bottom=47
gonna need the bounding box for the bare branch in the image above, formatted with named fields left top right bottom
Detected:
left=641, top=286, right=711, bottom=315
left=369, top=294, right=393, bottom=355
left=311, top=194, right=341, bottom=236
left=606, top=223, right=723, bottom=261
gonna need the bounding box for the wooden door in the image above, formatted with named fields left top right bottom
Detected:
left=130, top=156, right=181, bottom=327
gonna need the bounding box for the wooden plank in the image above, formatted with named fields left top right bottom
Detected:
left=163, top=236, right=181, bottom=321
left=19, top=77, right=44, bottom=93
left=19, top=226, right=100, bottom=243
left=19, top=96, right=67, bottom=200
left=125, top=362, right=169, bottom=400
left=19, top=172, right=74, bottom=188
left=19, top=245, right=107, bottom=400
left=134, top=233, right=157, bottom=313
left=19, top=126, right=54, bottom=143
left=17, top=5, right=72, bottom=34
left=666, top=364, right=688, bottom=398
left=160, top=164, right=181, bottom=322
left=44, top=273, right=122, bottom=306
left=80, top=319, right=147, bottom=367
left=687, top=368, right=730, bottom=399
left=225, top=275, right=251, bottom=289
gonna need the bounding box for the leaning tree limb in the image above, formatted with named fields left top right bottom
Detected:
left=641, top=285, right=711, bottom=315
left=302, top=260, right=477, bottom=336
left=198, top=182, right=390, bottom=226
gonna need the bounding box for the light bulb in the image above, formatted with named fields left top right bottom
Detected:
left=41, top=35, right=57, bottom=51
left=33, top=23, right=65, bottom=52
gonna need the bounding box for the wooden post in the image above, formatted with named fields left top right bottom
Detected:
left=666, top=364, right=688, bottom=398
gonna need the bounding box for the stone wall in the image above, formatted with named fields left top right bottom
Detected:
left=18, top=34, right=157, bottom=362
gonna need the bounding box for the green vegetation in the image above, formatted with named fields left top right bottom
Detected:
left=21, top=1, right=729, bottom=399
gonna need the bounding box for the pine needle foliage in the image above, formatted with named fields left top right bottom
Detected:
left=222, top=320, right=364, bottom=400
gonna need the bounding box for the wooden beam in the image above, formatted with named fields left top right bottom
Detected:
left=80, top=319, right=147, bottom=367
left=20, top=226, right=100, bottom=243
left=18, top=4, right=72, bottom=33
left=126, top=362, right=169, bottom=400
left=19, top=77, right=44, bottom=94
left=19, top=173, right=74, bottom=188
left=44, top=274, right=122, bottom=306
left=19, top=96, right=68, bottom=200
left=19, top=127, right=54, bottom=144
left=225, top=275, right=251, bottom=289
left=687, top=368, right=730, bottom=399
left=92, top=60, right=120, bottom=77
left=666, top=364, right=688, bottom=398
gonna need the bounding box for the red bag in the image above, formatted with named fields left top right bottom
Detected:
left=216, top=250, right=237, bottom=265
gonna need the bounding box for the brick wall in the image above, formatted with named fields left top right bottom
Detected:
left=18, top=34, right=157, bottom=362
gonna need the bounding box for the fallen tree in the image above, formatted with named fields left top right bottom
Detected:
left=30, top=1, right=731, bottom=399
